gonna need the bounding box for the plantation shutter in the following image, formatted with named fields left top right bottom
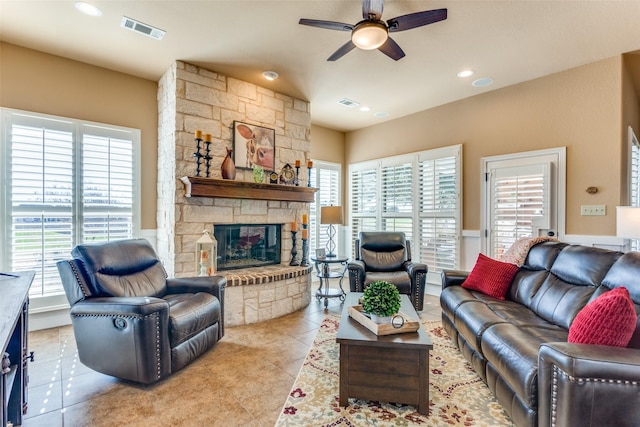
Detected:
left=489, top=164, right=548, bottom=258
left=380, top=161, right=413, bottom=241
left=82, top=125, right=135, bottom=242
left=310, top=163, right=341, bottom=254
left=350, top=166, right=378, bottom=255
left=418, top=154, right=458, bottom=274
left=7, top=115, right=75, bottom=296
left=629, top=130, right=640, bottom=251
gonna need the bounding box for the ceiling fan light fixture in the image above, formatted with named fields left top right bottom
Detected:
left=351, top=21, right=388, bottom=50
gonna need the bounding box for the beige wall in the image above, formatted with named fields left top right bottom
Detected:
left=621, top=55, right=640, bottom=205
left=345, top=57, right=626, bottom=235
left=310, top=124, right=346, bottom=205
left=0, top=42, right=158, bottom=230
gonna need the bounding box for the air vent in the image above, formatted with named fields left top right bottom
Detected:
left=121, top=16, right=165, bottom=40
left=337, top=98, right=360, bottom=108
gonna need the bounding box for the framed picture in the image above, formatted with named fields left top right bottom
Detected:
left=315, top=248, right=326, bottom=258
left=233, top=121, right=276, bottom=170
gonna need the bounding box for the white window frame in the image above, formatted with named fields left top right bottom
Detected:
left=480, top=147, right=566, bottom=256
left=627, top=126, right=640, bottom=251
left=1, top=108, right=141, bottom=308
left=349, top=144, right=462, bottom=284
left=309, top=160, right=342, bottom=256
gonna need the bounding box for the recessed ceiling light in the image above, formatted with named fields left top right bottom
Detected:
left=359, top=106, right=371, bottom=112
left=472, top=77, right=494, bottom=87
left=262, top=71, right=279, bottom=81
left=457, top=69, right=475, bottom=78
left=374, top=112, right=389, bottom=118
left=75, top=2, right=102, bottom=16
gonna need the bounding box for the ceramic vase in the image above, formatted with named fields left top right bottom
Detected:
left=221, top=148, right=236, bottom=180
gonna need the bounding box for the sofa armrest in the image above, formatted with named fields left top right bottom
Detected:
left=404, top=261, right=428, bottom=311
left=166, top=276, right=226, bottom=299
left=166, top=276, right=226, bottom=338
left=347, top=260, right=366, bottom=292
left=69, top=297, right=172, bottom=384
left=441, top=269, right=469, bottom=289
left=538, top=342, right=640, bottom=427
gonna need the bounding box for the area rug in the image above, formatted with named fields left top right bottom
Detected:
left=275, top=316, right=514, bottom=426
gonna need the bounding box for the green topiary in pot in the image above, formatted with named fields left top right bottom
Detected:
left=362, top=280, right=401, bottom=318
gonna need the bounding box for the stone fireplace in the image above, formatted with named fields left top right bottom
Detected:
left=157, top=61, right=313, bottom=326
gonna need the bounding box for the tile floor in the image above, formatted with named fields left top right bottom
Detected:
left=21, top=292, right=442, bottom=427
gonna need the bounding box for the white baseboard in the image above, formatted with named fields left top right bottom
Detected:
left=29, top=308, right=71, bottom=331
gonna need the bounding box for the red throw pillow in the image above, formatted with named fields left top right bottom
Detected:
left=568, top=287, right=637, bottom=347
left=462, top=253, right=519, bottom=300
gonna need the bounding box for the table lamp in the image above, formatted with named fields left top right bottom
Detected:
left=616, top=206, right=640, bottom=244
left=321, top=205, right=343, bottom=257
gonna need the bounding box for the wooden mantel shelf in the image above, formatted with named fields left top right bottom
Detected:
left=180, top=176, right=317, bottom=203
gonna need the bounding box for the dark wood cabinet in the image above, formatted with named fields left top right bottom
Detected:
left=1, top=271, right=34, bottom=427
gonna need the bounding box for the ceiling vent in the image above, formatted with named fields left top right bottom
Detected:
left=337, top=98, right=360, bottom=108
left=121, top=16, right=165, bottom=40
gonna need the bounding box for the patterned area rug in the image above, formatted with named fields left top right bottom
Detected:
left=275, top=316, right=514, bottom=426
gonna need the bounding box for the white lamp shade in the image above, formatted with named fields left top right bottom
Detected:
left=321, top=206, right=343, bottom=225
left=351, top=22, right=388, bottom=50
left=616, top=206, right=640, bottom=238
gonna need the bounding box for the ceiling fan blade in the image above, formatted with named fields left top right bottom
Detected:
left=377, top=37, right=405, bottom=61
left=362, top=0, right=384, bottom=20
left=387, top=8, right=447, bottom=33
left=299, top=18, right=353, bottom=32
left=327, top=40, right=357, bottom=61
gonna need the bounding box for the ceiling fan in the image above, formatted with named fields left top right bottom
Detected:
left=299, top=0, right=447, bottom=61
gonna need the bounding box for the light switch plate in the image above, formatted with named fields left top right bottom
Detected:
left=580, top=205, right=606, bottom=216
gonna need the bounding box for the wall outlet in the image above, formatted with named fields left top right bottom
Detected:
left=580, top=205, right=606, bottom=216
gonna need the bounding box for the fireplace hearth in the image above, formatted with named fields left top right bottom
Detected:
left=214, top=224, right=281, bottom=271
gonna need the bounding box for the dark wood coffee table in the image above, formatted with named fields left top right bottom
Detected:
left=336, top=292, right=433, bottom=415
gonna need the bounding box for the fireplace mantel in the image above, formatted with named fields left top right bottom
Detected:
left=180, top=176, right=317, bottom=203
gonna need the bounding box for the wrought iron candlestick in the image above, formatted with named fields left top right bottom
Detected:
left=193, top=136, right=203, bottom=177
left=290, top=231, right=300, bottom=266
left=295, top=165, right=300, bottom=186
left=204, top=140, right=212, bottom=177
left=307, top=164, right=312, bottom=187
left=301, top=224, right=309, bottom=266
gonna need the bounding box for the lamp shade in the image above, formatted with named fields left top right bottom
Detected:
left=321, top=206, right=343, bottom=225
left=351, top=21, right=388, bottom=50
left=616, top=206, right=640, bottom=239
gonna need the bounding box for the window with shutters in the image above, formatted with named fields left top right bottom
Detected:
left=1, top=108, right=140, bottom=299
left=349, top=145, right=461, bottom=283
left=629, top=127, right=640, bottom=251
left=309, top=161, right=341, bottom=255
left=481, top=147, right=565, bottom=258
left=490, top=165, right=547, bottom=257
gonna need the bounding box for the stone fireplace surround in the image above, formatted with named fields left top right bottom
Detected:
left=157, top=61, right=314, bottom=326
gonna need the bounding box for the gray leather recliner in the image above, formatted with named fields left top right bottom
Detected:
left=56, top=238, right=225, bottom=384
left=348, top=231, right=428, bottom=311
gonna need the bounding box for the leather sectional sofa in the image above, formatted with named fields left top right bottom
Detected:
left=440, top=242, right=640, bottom=427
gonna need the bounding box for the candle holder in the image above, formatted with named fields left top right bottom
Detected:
left=307, top=165, right=312, bottom=187
left=204, top=140, right=212, bottom=177
left=301, top=224, right=309, bottom=266
left=295, top=165, right=300, bottom=186
left=193, top=137, right=203, bottom=177
left=290, top=231, right=300, bottom=266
